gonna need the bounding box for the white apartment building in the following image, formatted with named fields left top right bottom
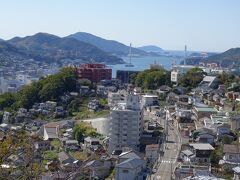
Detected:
left=109, top=94, right=144, bottom=153
left=141, top=94, right=158, bottom=107
left=171, top=65, right=196, bottom=83
left=171, top=69, right=179, bottom=83
left=108, top=91, right=126, bottom=107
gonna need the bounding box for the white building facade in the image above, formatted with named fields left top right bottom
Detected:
left=141, top=94, right=158, bottom=107
left=108, top=91, right=125, bottom=107
left=171, top=65, right=196, bottom=83
left=109, top=94, right=144, bottom=153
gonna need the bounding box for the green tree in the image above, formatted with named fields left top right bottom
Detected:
left=0, top=67, right=78, bottom=111
left=39, top=75, right=65, bottom=101
left=73, top=125, right=85, bottom=142
left=68, top=99, right=81, bottom=114
left=0, top=93, right=16, bottom=110
left=50, top=139, right=62, bottom=152
left=43, top=151, right=58, bottom=161
left=59, top=67, right=78, bottom=92
left=38, top=67, right=77, bottom=101
left=210, top=146, right=223, bottom=165
left=99, top=98, right=108, bottom=106
left=217, top=72, right=236, bottom=87
left=78, top=78, right=91, bottom=86
left=222, top=135, right=231, bottom=144
left=179, top=68, right=205, bottom=89
left=17, top=82, right=41, bottom=109
left=73, top=122, right=100, bottom=142
left=135, top=69, right=170, bottom=90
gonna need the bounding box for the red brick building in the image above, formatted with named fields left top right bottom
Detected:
left=77, top=64, right=112, bottom=83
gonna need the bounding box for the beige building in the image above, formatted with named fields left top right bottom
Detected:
left=145, top=144, right=159, bottom=162
left=230, top=115, right=240, bottom=131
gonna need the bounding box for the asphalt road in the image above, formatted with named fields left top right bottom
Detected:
left=153, top=116, right=181, bottom=180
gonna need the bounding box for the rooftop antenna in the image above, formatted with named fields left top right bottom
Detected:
left=184, top=45, right=187, bottom=65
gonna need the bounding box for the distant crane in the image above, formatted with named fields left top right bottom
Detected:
left=184, top=45, right=187, bottom=65
left=125, top=43, right=134, bottom=67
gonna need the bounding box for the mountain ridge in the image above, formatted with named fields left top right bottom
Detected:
left=205, top=47, right=240, bottom=67
left=184, top=47, right=240, bottom=67
left=6, top=32, right=124, bottom=64
left=67, top=32, right=152, bottom=56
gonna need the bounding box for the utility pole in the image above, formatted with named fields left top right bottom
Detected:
left=163, top=107, right=167, bottom=151
left=165, top=108, right=169, bottom=142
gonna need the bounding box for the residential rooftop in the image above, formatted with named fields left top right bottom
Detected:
left=194, top=107, right=218, bottom=113
left=189, top=143, right=214, bottom=150
left=223, top=144, right=240, bottom=154
left=116, top=158, right=145, bottom=169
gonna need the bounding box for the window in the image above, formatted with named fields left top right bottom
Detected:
left=229, top=155, right=233, bottom=159
left=123, top=169, right=129, bottom=173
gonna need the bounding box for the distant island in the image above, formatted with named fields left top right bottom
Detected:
left=138, top=45, right=163, bottom=53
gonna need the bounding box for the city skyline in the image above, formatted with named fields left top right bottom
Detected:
left=1, top=0, right=240, bottom=52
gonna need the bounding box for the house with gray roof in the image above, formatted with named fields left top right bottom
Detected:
left=188, top=143, right=214, bottom=164
left=34, top=140, right=52, bottom=151
left=222, top=144, right=240, bottom=164
left=199, top=76, right=219, bottom=89
left=65, top=140, right=79, bottom=151
left=83, top=160, right=112, bottom=179
left=118, top=151, right=141, bottom=163
left=58, top=151, right=79, bottom=171
left=115, top=158, right=146, bottom=180
left=180, top=149, right=194, bottom=162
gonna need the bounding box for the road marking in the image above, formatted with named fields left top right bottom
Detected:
left=161, top=160, right=171, bottom=163
left=154, top=175, right=161, bottom=180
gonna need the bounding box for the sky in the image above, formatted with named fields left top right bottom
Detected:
left=0, top=0, right=240, bottom=52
